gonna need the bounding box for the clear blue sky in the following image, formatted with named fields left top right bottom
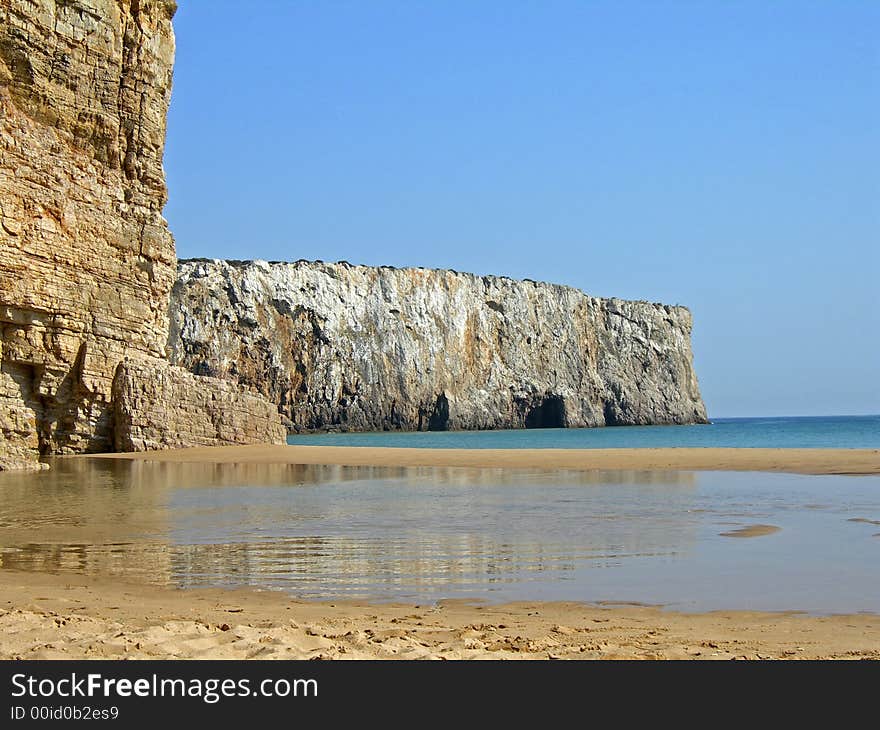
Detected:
left=164, top=1, right=879, bottom=418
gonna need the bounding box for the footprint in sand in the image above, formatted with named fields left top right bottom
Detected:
left=719, top=524, right=781, bottom=538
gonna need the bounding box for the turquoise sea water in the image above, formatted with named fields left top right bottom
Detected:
left=287, top=415, right=880, bottom=450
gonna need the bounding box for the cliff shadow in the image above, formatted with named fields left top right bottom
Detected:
left=524, top=394, right=567, bottom=429
left=427, top=393, right=450, bottom=431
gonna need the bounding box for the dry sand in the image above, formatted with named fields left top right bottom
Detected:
left=88, top=444, right=880, bottom=475
left=1, top=570, right=877, bottom=661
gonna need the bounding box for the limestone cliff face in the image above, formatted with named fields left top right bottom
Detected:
left=171, top=259, right=708, bottom=433
left=0, top=1, right=285, bottom=469
left=0, top=0, right=177, bottom=465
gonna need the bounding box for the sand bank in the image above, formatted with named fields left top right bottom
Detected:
left=1, top=570, right=877, bottom=660
left=719, top=524, right=782, bottom=538
left=86, top=444, right=880, bottom=475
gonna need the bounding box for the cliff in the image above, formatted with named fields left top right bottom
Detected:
left=0, top=1, right=706, bottom=469
left=0, top=0, right=285, bottom=469
left=170, top=259, right=708, bottom=433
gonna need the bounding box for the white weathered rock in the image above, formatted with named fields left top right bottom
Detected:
left=171, top=259, right=708, bottom=432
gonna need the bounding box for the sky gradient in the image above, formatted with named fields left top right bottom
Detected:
left=164, top=1, right=879, bottom=418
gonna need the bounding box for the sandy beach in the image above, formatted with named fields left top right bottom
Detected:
left=1, top=445, right=871, bottom=659
left=0, top=569, right=877, bottom=661
left=88, top=444, right=880, bottom=476
left=2, top=0, right=876, bottom=677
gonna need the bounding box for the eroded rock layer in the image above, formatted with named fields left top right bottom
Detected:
left=171, top=259, right=708, bottom=433
left=112, top=356, right=287, bottom=451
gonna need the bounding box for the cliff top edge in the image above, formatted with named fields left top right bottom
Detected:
left=177, top=257, right=692, bottom=313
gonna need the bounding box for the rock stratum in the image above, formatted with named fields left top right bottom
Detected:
left=0, top=0, right=285, bottom=469
left=170, top=259, right=708, bottom=433
left=112, top=357, right=285, bottom=452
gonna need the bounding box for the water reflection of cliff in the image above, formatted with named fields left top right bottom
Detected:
left=2, top=457, right=700, bottom=490
left=0, top=458, right=700, bottom=601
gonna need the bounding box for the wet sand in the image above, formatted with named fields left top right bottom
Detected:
left=87, top=444, right=880, bottom=476
left=719, top=524, right=782, bottom=538
left=1, top=570, right=877, bottom=660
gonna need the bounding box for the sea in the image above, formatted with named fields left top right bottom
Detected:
left=0, top=415, right=877, bottom=615
left=287, top=415, right=880, bottom=450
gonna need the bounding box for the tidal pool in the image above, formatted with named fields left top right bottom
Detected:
left=0, top=459, right=877, bottom=615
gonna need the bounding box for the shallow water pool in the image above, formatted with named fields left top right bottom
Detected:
left=0, top=459, right=877, bottom=615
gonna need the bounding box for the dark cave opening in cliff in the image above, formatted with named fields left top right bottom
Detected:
left=525, top=395, right=567, bottom=429
left=427, top=393, right=450, bottom=431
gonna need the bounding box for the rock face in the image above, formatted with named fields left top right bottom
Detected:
left=0, top=0, right=285, bottom=468
left=171, top=259, right=708, bottom=433
left=0, top=0, right=177, bottom=464
left=0, top=1, right=706, bottom=467
left=112, top=356, right=287, bottom=451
